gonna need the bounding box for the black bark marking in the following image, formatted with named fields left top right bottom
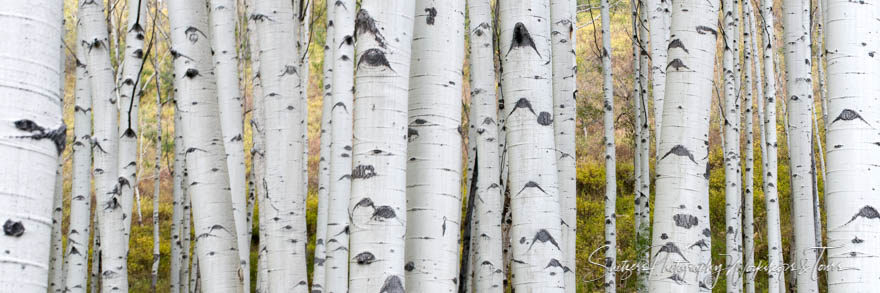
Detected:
left=661, top=145, right=697, bottom=164
left=371, top=206, right=397, bottom=221
left=667, top=59, right=690, bottom=71
left=516, top=181, right=548, bottom=196
left=673, top=214, right=699, bottom=229
left=508, top=98, right=537, bottom=117
left=12, top=119, right=67, bottom=154
left=668, top=39, right=689, bottom=53
left=351, top=165, right=377, bottom=179
left=331, top=101, right=348, bottom=113
left=853, top=236, right=864, bottom=244
left=3, top=220, right=24, bottom=237
left=184, top=69, right=200, bottom=79
left=279, top=65, right=298, bottom=77
left=842, top=205, right=880, bottom=226
left=357, top=48, right=393, bottom=71
left=537, top=111, right=553, bottom=126
left=528, top=229, right=560, bottom=250
left=405, top=261, right=415, bottom=271
left=354, top=251, right=376, bottom=265
left=473, top=22, right=490, bottom=37
left=408, top=128, right=420, bottom=142
left=668, top=273, right=687, bottom=285
left=184, top=26, right=207, bottom=43
left=832, top=109, right=869, bottom=125
left=441, top=216, right=447, bottom=236
left=507, top=22, right=541, bottom=57
left=424, top=7, right=437, bottom=25
left=704, top=162, right=711, bottom=180
left=355, top=9, right=386, bottom=48
left=654, top=242, right=689, bottom=262
left=379, top=275, right=404, bottom=293
left=353, top=197, right=375, bottom=213
left=702, top=228, right=711, bottom=237
left=695, top=25, right=717, bottom=36
left=249, top=13, right=272, bottom=22
left=544, top=258, right=572, bottom=272
left=689, top=239, right=709, bottom=250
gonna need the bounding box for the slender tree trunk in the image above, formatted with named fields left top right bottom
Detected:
left=600, top=0, right=617, bottom=290
left=782, top=0, right=819, bottom=290
left=759, top=0, right=785, bottom=289
left=90, top=214, right=101, bottom=293
left=299, top=0, right=311, bottom=208
left=722, top=0, right=743, bottom=289
left=348, top=2, right=415, bottom=292
left=65, top=36, right=93, bottom=293
left=207, top=0, right=251, bottom=289
left=253, top=0, right=308, bottom=291
left=646, top=0, right=671, bottom=149
left=151, top=80, right=163, bottom=293
left=168, top=0, right=244, bottom=291
left=323, top=1, right=354, bottom=292
left=814, top=0, right=828, bottom=126
left=180, top=179, right=192, bottom=293
left=405, top=1, right=465, bottom=292
left=550, top=0, right=578, bottom=290
left=467, top=0, right=503, bottom=292
left=311, top=1, right=334, bottom=291
left=118, top=0, right=147, bottom=251
left=824, top=0, right=880, bottom=290
left=648, top=0, right=720, bottom=290
left=80, top=0, right=129, bottom=290
left=49, top=159, right=64, bottom=293
left=170, top=99, right=187, bottom=293
left=636, top=2, right=652, bottom=291
left=244, top=0, right=267, bottom=290
left=742, top=3, right=757, bottom=292
left=499, top=0, right=565, bottom=291
left=631, top=2, right=645, bottom=291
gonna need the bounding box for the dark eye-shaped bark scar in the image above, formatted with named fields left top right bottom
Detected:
left=832, top=109, right=870, bottom=126
left=667, top=59, right=690, bottom=71
left=537, top=111, right=553, bottom=126
left=424, top=7, right=437, bottom=25
left=661, top=145, right=697, bottom=164
left=544, top=258, right=572, bottom=272
left=528, top=229, right=560, bottom=251
left=507, top=22, right=541, bottom=57
left=353, top=251, right=377, bottom=265
left=196, top=224, right=232, bottom=240
left=405, top=261, right=415, bottom=271
left=689, top=239, right=709, bottom=251
left=278, top=65, right=298, bottom=77
left=482, top=117, right=496, bottom=125
left=654, top=242, right=689, bottom=262
left=357, top=48, right=394, bottom=71
left=352, top=197, right=375, bottom=213
left=104, top=196, right=121, bottom=211
left=184, top=68, right=200, bottom=79
left=673, top=214, right=699, bottom=229
left=668, top=39, right=689, bottom=53
left=508, top=98, right=537, bottom=117
left=695, top=26, right=717, bottom=36
left=371, top=205, right=398, bottom=222
left=379, top=275, right=404, bottom=293
left=408, top=128, right=420, bottom=142
left=351, top=165, right=377, bottom=179
left=334, top=0, right=347, bottom=9
left=668, top=273, right=687, bottom=285
left=516, top=181, right=548, bottom=196
left=69, top=245, right=83, bottom=256
left=3, top=220, right=24, bottom=237
left=184, top=26, right=207, bottom=43
left=355, top=9, right=386, bottom=48
left=473, top=22, right=490, bottom=37
left=840, top=205, right=880, bottom=227
left=249, top=13, right=272, bottom=22
left=12, top=119, right=67, bottom=154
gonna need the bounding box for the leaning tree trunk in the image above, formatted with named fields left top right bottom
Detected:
left=405, top=1, right=465, bottom=292
left=648, top=0, right=720, bottom=290
left=253, top=0, right=308, bottom=291
left=0, top=0, right=63, bottom=291
left=499, top=0, right=566, bottom=291
left=167, top=0, right=243, bottom=291
left=323, top=1, right=355, bottom=292
left=600, top=0, right=617, bottom=291
left=550, top=0, right=578, bottom=290
left=80, top=0, right=128, bottom=290
left=722, top=0, right=743, bottom=289
left=824, top=0, right=880, bottom=290
left=760, top=0, right=785, bottom=290
left=311, top=1, right=334, bottom=291
left=170, top=99, right=187, bottom=293
left=782, top=0, right=819, bottom=290
left=64, top=36, right=93, bottom=293
left=348, top=2, right=415, bottom=292
left=646, top=0, right=671, bottom=150
left=207, top=0, right=250, bottom=289
left=742, top=3, right=758, bottom=292
left=117, top=0, right=147, bottom=254
left=466, top=0, right=503, bottom=291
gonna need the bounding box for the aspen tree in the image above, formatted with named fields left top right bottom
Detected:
left=722, top=0, right=744, bottom=289
left=311, top=1, right=334, bottom=290
left=170, top=100, right=187, bottom=293
left=600, top=0, right=617, bottom=290
left=741, top=2, right=758, bottom=292
left=645, top=0, right=671, bottom=145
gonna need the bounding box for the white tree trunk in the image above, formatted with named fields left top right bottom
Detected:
left=311, top=1, right=334, bottom=291
left=117, top=0, right=147, bottom=249
left=782, top=0, right=819, bottom=290
left=646, top=0, right=671, bottom=148
left=207, top=0, right=251, bottom=289
left=722, top=0, right=743, bottom=289
left=824, top=0, right=880, bottom=290
left=600, top=0, right=617, bottom=291
left=636, top=2, right=652, bottom=291
left=151, top=83, right=163, bottom=293
left=167, top=0, right=243, bottom=291
left=405, top=1, right=465, bottom=292
left=90, top=212, right=100, bottom=293
left=170, top=99, right=187, bottom=293
left=741, top=3, right=757, bottom=292
left=348, top=1, right=414, bottom=292
left=65, top=38, right=93, bottom=293
left=760, top=0, right=785, bottom=290
left=499, top=0, right=565, bottom=291
left=323, top=1, right=354, bottom=292
left=80, top=0, right=128, bottom=290
left=253, top=0, right=308, bottom=291
left=648, top=0, right=720, bottom=290
left=467, top=0, right=503, bottom=291
left=550, top=1, right=578, bottom=290
left=48, top=159, right=64, bottom=293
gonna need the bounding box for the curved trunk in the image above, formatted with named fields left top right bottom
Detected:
left=499, top=0, right=565, bottom=291
left=600, top=0, right=617, bottom=290
left=646, top=0, right=670, bottom=149
left=722, top=0, right=743, bottom=290
left=348, top=1, right=415, bottom=291
left=648, top=0, right=720, bottom=290
left=405, top=1, right=465, bottom=292
left=741, top=3, right=757, bottom=292
left=207, top=0, right=250, bottom=289
left=824, top=0, right=880, bottom=290
left=167, top=0, right=243, bottom=291
left=65, top=39, right=93, bottom=293
left=323, top=1, right=354, bottom=292
left=253, top=0, right=308, bottom=291
left=782, top=0, right=819, bottom=290
left=312, top=1, right=334, bottom=291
